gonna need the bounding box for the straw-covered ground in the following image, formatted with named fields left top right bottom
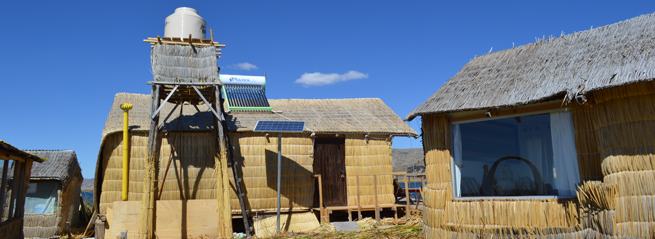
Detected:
left=58, top=215, right=423, bottom=239
left=262, top=215, right=423, bottom=239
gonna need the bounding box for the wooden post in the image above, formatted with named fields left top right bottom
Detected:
left=95, top=216, right=106, bottom=239
left=373, top=175, right=379, bottom=222
left=212, top=86, right=233, bottom=238
left=0, top=160, right=8, bottom=220
left=139, top=85, right=160, bottom=239
left=314, top=174, right=326, bottom=223
left=356, top=175, right=362, bottom=221
left=403, top=173, right=410, bottom=217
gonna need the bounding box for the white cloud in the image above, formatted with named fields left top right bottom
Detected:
left=228, top=62, right=258, bottom=70
left=294, top=70, right=368, bottom=87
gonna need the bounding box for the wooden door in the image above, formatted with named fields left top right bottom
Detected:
left=314, top=138, right=346, bottom=207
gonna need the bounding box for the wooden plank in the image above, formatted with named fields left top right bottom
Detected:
left=109, top=200, right=220, bottom=239
left=7, top=161, right=21, bottom=219
left=107, top=201, right=140, bottom=239
left=404, top=176, right=410, bottom=217
left=143, top=37, right=226, bottom=47
left=448, top=103, right=564, bottom=122
left=156, top=200, right=220, bottom=239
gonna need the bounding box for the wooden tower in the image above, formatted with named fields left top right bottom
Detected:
left=139, top=33, right=251, bottom=239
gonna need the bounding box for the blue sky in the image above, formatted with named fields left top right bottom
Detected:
left=1, top=1, right=653, bottom=178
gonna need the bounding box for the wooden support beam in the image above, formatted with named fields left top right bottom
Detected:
left=404, top=174, right=410, bottom=217
left=448, top=102, right=564, bottom=122
left=313, top=174, right=327, bottom=223
left=212, top=86, right=233, bottom=238
left=139, top=85, right=160, bottom=239
left=374, top=175, right=379, bottom=222
left=0, top=160, right=8, bottom=219
left=356, top=175, right=362, bottom=221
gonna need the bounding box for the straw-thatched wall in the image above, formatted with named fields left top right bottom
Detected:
left=228, top=132, right=314, bottom=213
left=580, top=81, right=655, bottom=238
left=98, top=131, right=399, bottom=214
left=345, top=135, right=395, bottom=206
left=98, top=132, right=218, bottom=214
left=23, top=213, right=58, bottom=238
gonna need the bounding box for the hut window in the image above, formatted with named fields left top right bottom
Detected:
left=24, top=181, right=59, bottom=214
left=451, top=111, right=579, bottom=198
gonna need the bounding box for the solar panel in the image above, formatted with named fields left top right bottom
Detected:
left=222, top=84, right=272, bottom=111
left=253, top=121, right=306, bottom=133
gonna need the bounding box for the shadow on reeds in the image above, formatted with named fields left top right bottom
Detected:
left=228, top=148, right=314, bottom=230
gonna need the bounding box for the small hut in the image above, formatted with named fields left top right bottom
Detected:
left=406, top=14, right=655, bottom=238
left=407, top=13, right=655, bottom=238
left=22, top=150, right=82, bottom=238
left=0, top=140, right=45, bottom=239
left=94, top=93, right=417, bottom=237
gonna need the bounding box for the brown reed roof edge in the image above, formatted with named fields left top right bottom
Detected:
left=24, top=150, right=83, bottom=189
left=101, top=93, right=418, bottom=139
left=406, top=12, right=655, bottom=121
left=0, top=140, right=45, bottom=163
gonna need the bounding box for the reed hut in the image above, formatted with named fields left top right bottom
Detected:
left=0, top=140, right=45, bottom=239
left=94, top=93, right=417, bottom=234
left=407, top=13, right=655, bottom=239
left=21, top=150, right=82, bottom=238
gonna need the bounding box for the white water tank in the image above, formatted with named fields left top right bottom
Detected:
left=164, top=7, right=206, bottom=39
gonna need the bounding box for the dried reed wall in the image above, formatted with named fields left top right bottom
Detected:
left=98, top=132, right=317, bottom=214
left=345, top=135, right=395, bottom=206
left=585, top=81, right=655, bottom=238
left=228, top=133, right=314, bottom=213
left=23, top=213, right=58, bottom=238
left=23, top=178, right=82, bottom=238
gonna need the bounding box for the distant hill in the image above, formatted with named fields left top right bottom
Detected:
left=392, top=148, right=425, bottom=174
left=82, top=178, right=94, bottom=191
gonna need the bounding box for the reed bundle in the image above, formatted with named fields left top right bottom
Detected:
left=424, top=226, right=619, bottom=239
left=576, top=181, right=617, bottom=210
left=422, top=114, right=452, bottom=187
left=442, top=198, right=579, bottom=232
left=253, top=212, right=320, bottom=238
left=345, top=136, right=395, bottom=206
left=579, top=207, right=615, bottom=236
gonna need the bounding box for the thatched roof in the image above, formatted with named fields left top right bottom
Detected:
left=24, top=150, right=82, bottom=188
left=407, top=13, right=655, bottom=121
left=101, top=93, right=417, bottom=139
left=0, top=140, right=45, bottom=163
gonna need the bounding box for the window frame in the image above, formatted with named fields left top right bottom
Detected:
left=0, top=159, right=27, bottom=225
left=450, top=107, right=577, bottom=199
